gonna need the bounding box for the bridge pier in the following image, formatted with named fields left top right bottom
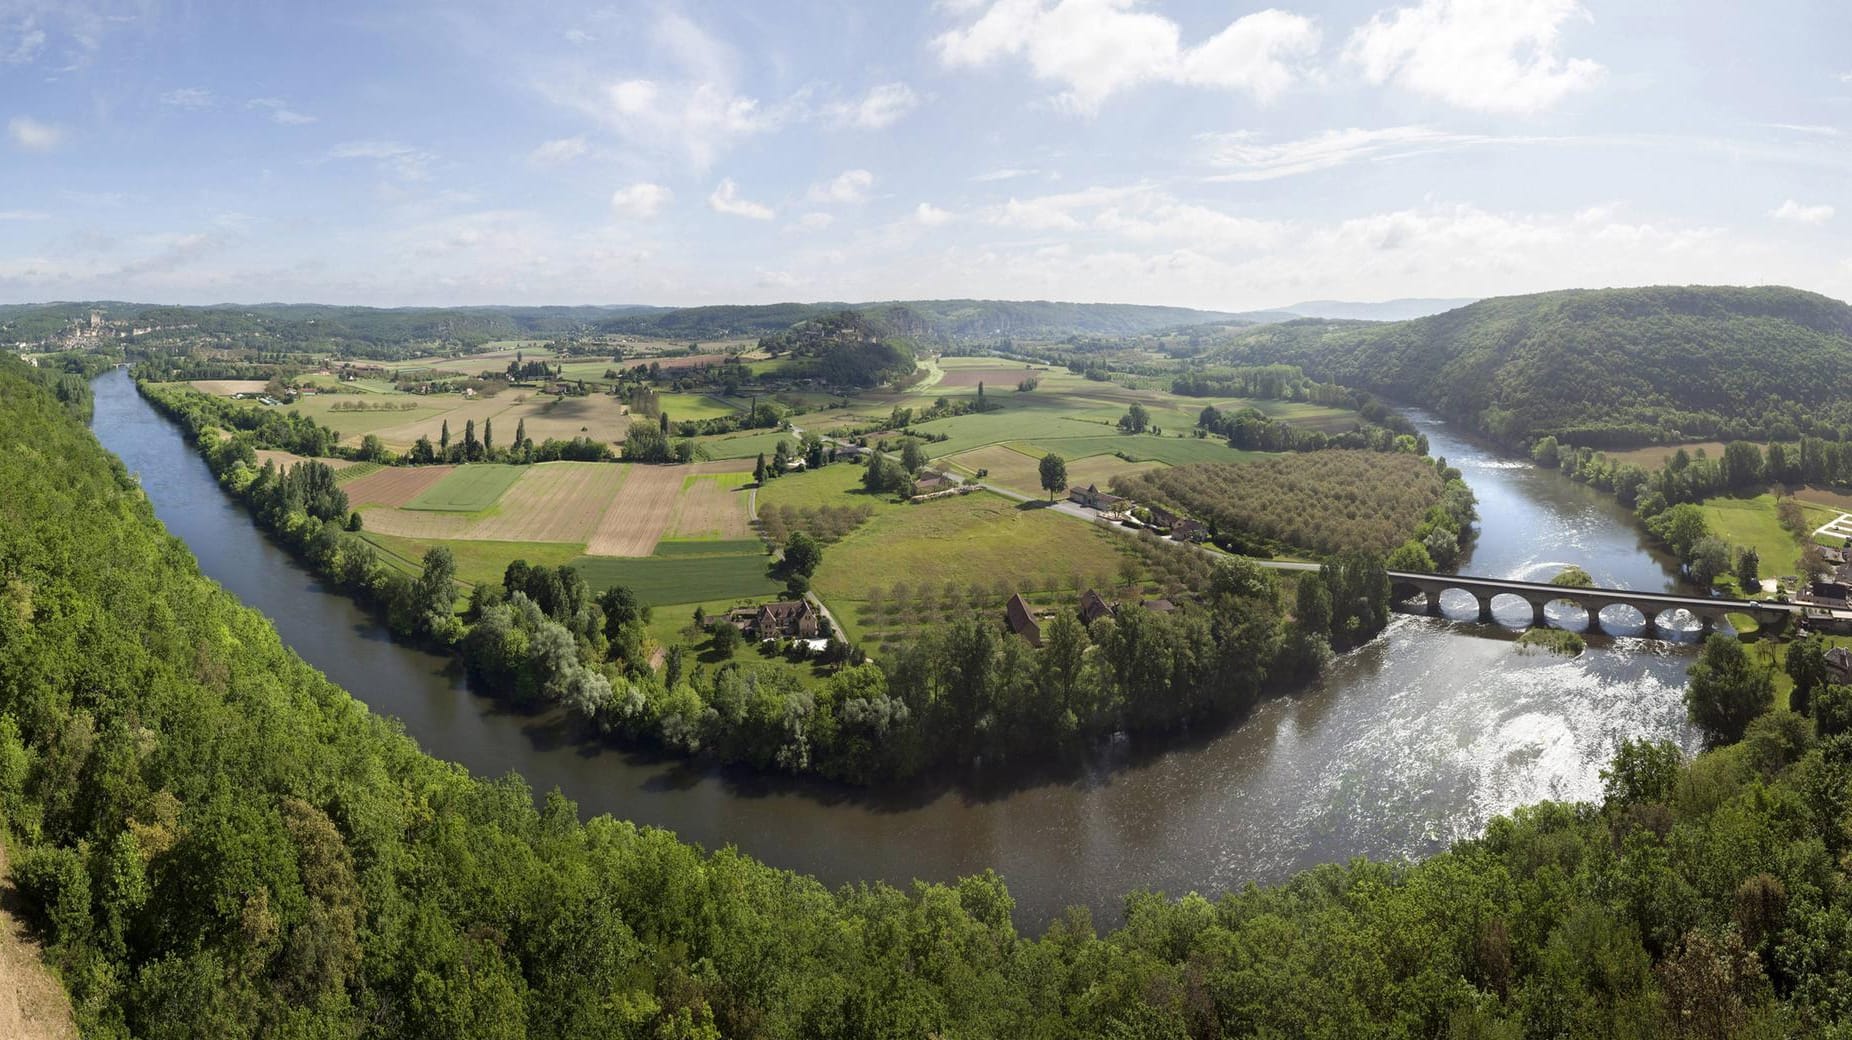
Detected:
left=1476, top=594, right=1495, bottom=624
left=1424, top=590, right=1442, bottom=617
left=1584, top=603, right=1606, bottom=635
left=1530, top=599, right=1547, bottom=628
left=1700, top=614, right=1716, bottom=636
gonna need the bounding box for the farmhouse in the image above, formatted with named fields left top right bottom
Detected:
left=721, top=599, right=821, bottom=640
left=1141, top=597, right=1178, bottom=614
left=913, top=471, right=953, bottom=493
left=1079, top=588, right=1116, bottom=625
left=1004, top=593, right=1043, bottom=647
left=1171, top=518, right=1209, bottom=543
left=1068, top=484, right=1127, bottom=510
left=1829, top=647, right=1852, bottom=684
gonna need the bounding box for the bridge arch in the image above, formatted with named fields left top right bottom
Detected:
left=1594, top=602, right=1650, bottom=636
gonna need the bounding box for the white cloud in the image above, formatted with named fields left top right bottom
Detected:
left=327, top=140, right=436, bottom=181
left=708, top=178, right=774, bottom=220
left=3, top=26, right=45, bottom=64
left=793, top=211, right=835, bottom=231
left=916, top=203, right=953, bottom=226
left=1772, top=199, right=1834, bottom=224
left=0, top=209, right=50, bottom=220
left=827, top=82, right=921, bottom=129
left=159, top=87, right=214, bottom=109
left=808, top=169, right=875, bottom=204
left=611, top=182, right=672, bottom=218
left=934, top=0, right=1319, bottom=113
left=1200, top=125, right=1508, bottom=180
left=247, top=97, right=317, bottom=125
left=564, top=28, right=594, bottom=44
left=973, top=167, right=1037, bottom=182
left=1344, top=0, right=1602, bottom=114
left=7, top=116, right=62, bottom=151
left=986, top=184, right=1284, bottom=251
left=529, top=136, right=589, bottom=165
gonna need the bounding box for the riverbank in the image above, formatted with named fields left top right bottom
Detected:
left=90, top=370, right=1702, bottom=928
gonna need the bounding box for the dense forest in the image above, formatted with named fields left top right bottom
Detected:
left=1210, top=286, right=1852, bottom=447
left=755, top=310, right=920, bottom=388
left=10, top=358, right=1852, bottom=1035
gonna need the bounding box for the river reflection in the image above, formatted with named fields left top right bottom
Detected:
left=92, top=370, right=1700, bottom=928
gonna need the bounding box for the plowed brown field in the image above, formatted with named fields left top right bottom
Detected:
left=344, top=466, right=454, bottom=507
left=585, top=464, right=682, bottom=556
left=469, top=462, right=629, bottom=543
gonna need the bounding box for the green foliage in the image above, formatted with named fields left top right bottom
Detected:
left=23, top=359, right=1852, bottom=1034
left=1119, top=451, right=1471, bottom=556
left=1038, top=452, right=1067, bottom=500
left=1217, top=285, right=1852, bottom=446
left=1685, top=635, right=1774, bottom=745
left=1551, top=566, right=1595, bottom=588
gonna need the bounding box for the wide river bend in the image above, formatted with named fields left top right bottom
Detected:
left=90, top=369, right=1700, bottom=928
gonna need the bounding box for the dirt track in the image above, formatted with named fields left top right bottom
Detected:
left=0, top=839, right=78, bottom=1040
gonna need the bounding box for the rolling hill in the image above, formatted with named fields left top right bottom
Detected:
left=1213, top=285, right=1852, bottom=448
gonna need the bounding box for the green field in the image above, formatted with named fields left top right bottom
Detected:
left=360, top=533, right=582, bottom=587
left=406, top=464, right=526, bottom=512
left=653, top=538, right=767, bottom=557
left=572, top=551, right=782, bottom=605
left=696, top=429, right=799, bottom=460
left=657, top=392, right=742, bottom=422
left=1697, top=494, right=1840, bottom=578
left=755, top=462, right=904, bottom=517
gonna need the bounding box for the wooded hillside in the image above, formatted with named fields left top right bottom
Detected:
left=4, top=358, right=1852, bottom=1036
left=1213, top=285, right=1852, bottom=447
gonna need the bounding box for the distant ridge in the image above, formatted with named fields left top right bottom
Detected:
left=1214, top=284, right=1852, bottom=448
left=1277, top=298, right=1479, bottom=321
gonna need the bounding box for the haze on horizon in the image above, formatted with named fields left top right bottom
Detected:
left=1, top=0, right=1848, bottom=311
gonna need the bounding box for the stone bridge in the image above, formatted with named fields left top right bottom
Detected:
left=1384, top=571, right=1797, bottom=637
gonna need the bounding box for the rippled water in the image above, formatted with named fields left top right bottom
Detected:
left=93, top=373, right=1700, bottom=927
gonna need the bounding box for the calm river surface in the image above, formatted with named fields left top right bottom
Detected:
left=91, top=369, right=1701, bottom=928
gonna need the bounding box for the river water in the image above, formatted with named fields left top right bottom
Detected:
left=90, top=369, right=1701, bottom=928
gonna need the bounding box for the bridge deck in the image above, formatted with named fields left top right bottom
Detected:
left=1254, top=561, right=1794, bottom=615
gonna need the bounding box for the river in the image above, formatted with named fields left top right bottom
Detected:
left=90, top=369, right=1701, bottom=928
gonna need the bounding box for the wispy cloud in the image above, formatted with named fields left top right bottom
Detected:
left=1762, top=123, right=1841, bottom=137
left=611, top=182, right=672, bottom=218
left=7, top=116, right=63, bottom=152
left=326, top=140, right=436, bottom=181
left=247, top=97, right=317, bottom=125
left=1200, top=126, right=1515, bottom=181
left=3, top=26, right=46, bottom=64
left=0, top=209, right=51, bottom=221
left=973, top=167, right=1037, bottom=182
left=160, top=87, right=215, bottom=110
left=529, top=135, right=588, bottom=165
left=807, top=169, right=874, bottom=204
left=1772, top=199, right=1834, bottom=224
left=826, top=82, right=920, bottom=129
left=708, top=178, right=773, bottom=220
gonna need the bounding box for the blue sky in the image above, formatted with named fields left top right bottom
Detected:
left=2, top=0, right=1848, bottom=309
